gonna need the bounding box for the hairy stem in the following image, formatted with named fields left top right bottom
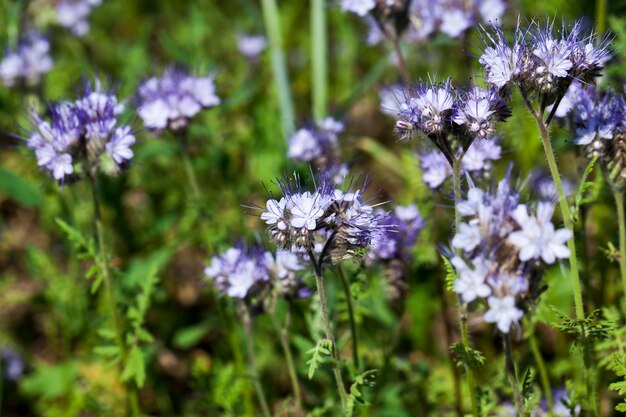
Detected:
left=261, top=0, right=296, bottom=136
left=529, top=330, right=553, bottom=414
left=311, top=0, right=327, bottom=121
left=307, top=249, right=349, bottom=414
left=452, top=150, right=479, bottom=417
left=238, top=302, right=272, bottom=417
left=338, top=265, right=359, bottom=370
left=270, top=308, right=303, bottom=416
left=522, top=93, right=598, bottom=417
left=89, top=174, right=141, bottom=417
left=503, top=335, right=524, bottom=417
left=614, top=190, right=626, bottom=297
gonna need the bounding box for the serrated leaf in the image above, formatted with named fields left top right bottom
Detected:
left=94, top=345, right=120, bottom=358
left=441, top=255, right=456, bottom=292
left=306, top=339, right=332, bottom=380
left=451, top=342, right=485, bottom=370
left=572, top=154, right=598, bottom=222
left=121, top=346, right=146, bottom=388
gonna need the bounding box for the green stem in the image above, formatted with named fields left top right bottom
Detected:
left=307, top=250, right=349, bottom=414
left=238, top=302, right=272, bottom=417
left=452, top=150, right=479, bottom=417
left=503, top=335, right=524, bottom=417
left=522, top=94, right=598, bottom=417
left=0, top=355, right=4, bottom=417
left=529, top=330, right=553, bottom=414
left=311, top=0, right=327, bottom=121
left=614, top=190, right=626, bottom=296
left=270, top=308, right=303, bottom=416
left=337, top=265, right=359, bottom=370
left=89, top=174, right=141, bottom=417
left=595, top=0, right=608, bottom=38
left=261, top=0, right=296, bottom=136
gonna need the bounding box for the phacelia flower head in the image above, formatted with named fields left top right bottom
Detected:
left=56, top=0, right=102, bottom=36
left=449, top=173, right=571, bottom=333
left=24, top=80, right=135, bottom=184
left=453, top=86, right=511, bottom=139
left=287, top=118, right=345, bottom=180
left=0, top=33, right=53, bottom=88
left=136, top=66, right=220, bottom=132
left=397, top=79, right=456, bottom=138
left=257, top=173, right=389, bottom=264
left=205, top=244, right=310, bottom=300
left=480, top=19, right=612, bottom=98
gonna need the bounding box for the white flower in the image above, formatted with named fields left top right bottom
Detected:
left=287, top=128, right=321, bottom=161
left=289, top=194, right=325, bottom=230
left=483, top=296, right=523, bottom=333
left=395, top=205, right=420, bottom=221
left=508, top=203, right=572, bottom=264
left=237, top=35, right=267, bottom=58
left=226, top=260, right=257, bottom=299
left=440, top=9, right=472, bottom=38
left=341, top=0, right=376, bottom=16
left=452, top=222, right=481, bottom=252
left=451, top=257, right=492, bottom=303
left=261, top=198, right=287, bottom=229
left=105, top=126, right=135, bottom=164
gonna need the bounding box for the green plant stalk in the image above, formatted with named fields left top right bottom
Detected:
left=529, top=330, right=553, bottom=413
left=0, top=355, right=4, bottom=417
left=238, top=302, right=272, bottom=417
left=452, top=150, right=479, bottom=417
left=311, top=0, right=327, bottom=121
left=337, top=265, right=359, bottom=370
left=307, top=250, right=349, bottom=413
left=270, top=309, right=303, bottom=416
left=503, top=335, right=524, bottom=417
left=614, top=190, right=626, bottom=296
left=89, top=174, right=141, bottom=417
left=522, top=96, right=598, bottom=417
left=595, top=0, right=607, bottom=37
left=261, top=0, right=296, bottom=136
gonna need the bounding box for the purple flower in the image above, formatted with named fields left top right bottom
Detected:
left=483, top=295, right=523, bottom=333
left=453, top=87, right=509, bottom=139
left=0, top=33, right=53, bottom=87
left=56, top=0, right=102, bottom=36
left=341, top=0, right=376, bottom=16
left=420, top=150, right=452, bottom=188
left=450, top=256, right=492, bottom=303
left=24, top=80, right=135, bottom=184
left=1, top=348, right=24, bottom=381
left=371, top=204, right=424, bottom=260
left=137, top=67, right=220, bottom=132
left=258, top=173, right=389, bottom=263
left=237, top=35, right=267, bottom=59
left=398, top=79, right=456, bottom=137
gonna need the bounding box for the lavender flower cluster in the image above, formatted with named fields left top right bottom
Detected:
left=479, top=19, right=611, bottom=98
left=287, top=118, right=347, bottom=181
left=204, top=244, right=310, bottom=300
left=259, top=174, right=389, bottom=264
left=137, top=67, right=220, bottom=133
left=26, top=81, right=135, bottom=183
left=0, top=33, right=53, bottom=88
left=342, top=0, right=506, bottom=43
left=450, top=176, right=571, bottom=333
left=56, top=0, right=103, bottom=36
left=395, top=80, right=510, bottom=143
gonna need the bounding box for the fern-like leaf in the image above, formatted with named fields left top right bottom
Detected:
left=306, top=339, right=332, bottom=379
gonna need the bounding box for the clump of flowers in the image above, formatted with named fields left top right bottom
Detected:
left=204, top=244, right=310, bottom=300
left=530, top=170, right=574, bottom=202
left=56, top=0, right=102, bottom=36
left=258, top=173, right=389, bottom=265
left=369, top=204, right=424, bottom=299
left=450, top=175, right=571, bottom=333
left=287, top=117, right=347, bottom=181
left=343, top=0, right=506, bottom=43
left=136, top=66, right=220, bottom=133
left=0, top=33, right=53, bottom=88
left=237, top=34, right=267, bottom=59
left=25, top=80, right=135, bottom=184
left=420, top=137, right=502, bottom=188
left=479, top=19, right=611, bottom=101
left=394, top=78, right=510, bottom=165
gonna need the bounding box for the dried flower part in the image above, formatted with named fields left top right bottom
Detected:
left=449, top=175, right=571, bottom=333
left=259, top=174, right=389, bottom=264
left=136, top=66, right=220, bottom=133
left=480, top=19, right=611, bottom=98
left=25, top=80, right=135, bottom=184
left=0, top=32, right=53, bottom=87
left=204, top=245, right=310, bottom=300
left=383, top=258, right=408, bottom=301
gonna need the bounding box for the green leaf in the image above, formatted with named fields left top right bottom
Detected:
left=306, top=339, right=333, bottom=380
left=572, top=154, right=598, bottom=222
left=121, top=346, right=146, bottom=388
left=0, top=167, right=41, bottom=207
left=173, top=322, right=211, bottom=349
left=451, top=342, right=485, bottom=370
left=441, top=255, right=456, bottom=292
left=94, top=345, right=120, bottom=358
